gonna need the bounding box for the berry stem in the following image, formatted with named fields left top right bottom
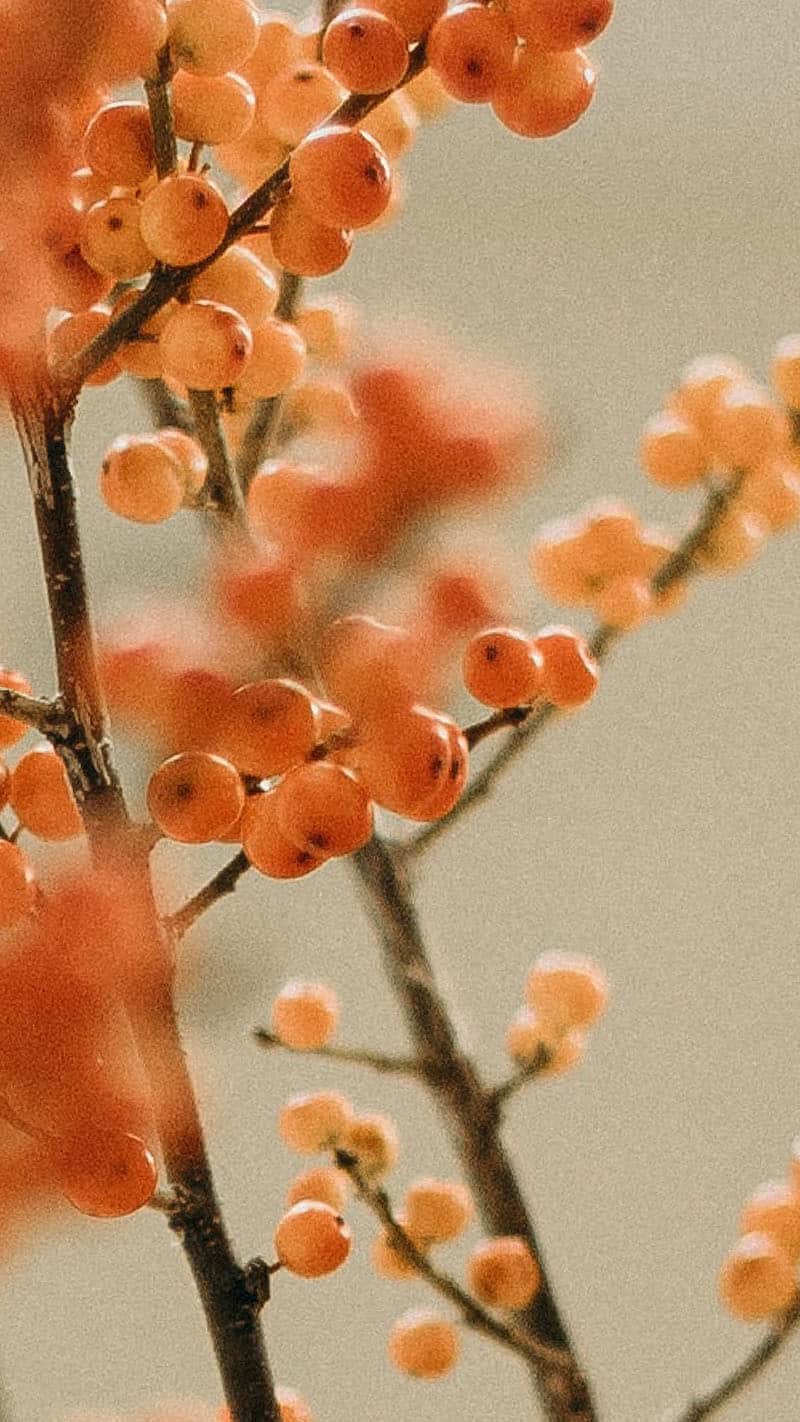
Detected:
left=488, top=1044, right=554, bottom=1107
left=9, top=371, right=281, bottom=1422
left=136, top=375, right=193, bottom=434
left=254, top=1028, right=422, bottom=1076
left=661, top=1298, right=800, bottom=1422
left=235, top=270, right=304, bottom=492
left=352, top=834, right=597, bottom=1422
left=335, top=1147, right=569, bottom=1368
left=0, top=687, right=64, bottom=734
left=186, top=388, right=248, bottom=526
left=144, top=43, right=178, bottom=179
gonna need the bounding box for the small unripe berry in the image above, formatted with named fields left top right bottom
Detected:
left=278, top=1091, right=354, bottom=1154
left=274, top=1200, right=352, bottom=1277
left=340, top=1112, right=399, bottom=1179
left=718, top=1233, right=797, bottom=1321
left=467, top=1235, right=541, bottom=1308
left=286, top=1166, right=351, bottom=1213
left=271, top=982, right=339, bottom=1050
left=403, top=1179, right=474, bottom=1242
left=739, top=1182, right=800, bottom=1263
left=525, top=953, right=608, bottom=1031
left=387, top=1310, right=459, bottom=1379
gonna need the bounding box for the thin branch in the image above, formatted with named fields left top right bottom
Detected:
left=186, top=388, right=247, bottom=527
left=335, top=1148, right=570, bottom=1371
left=144, top=44, right=178, bottom=178
left=235, top=272, right=303, bottom=492
left=165, top=849, right=252, bottom=939
left=136, top=376, right=193, bottom=433
left=254, top=1029, right=421, bottom=1076
left=488, top=1044, right=553, bottom=1108
left=57, top=43, right=429, bottom=393
left=352, top=835, right=596, bottom=1422
left=661, top=1299, right=800, bottom=1422
left=401, top=474, right=745, bottom=861
left=0, top=687, right=64, bottom=735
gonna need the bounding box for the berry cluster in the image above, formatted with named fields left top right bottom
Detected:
left=718, top=1144, right=800, bottom=1322
left=506, top=951, right=608, bottom=1075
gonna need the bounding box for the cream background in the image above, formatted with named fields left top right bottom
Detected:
left=1, top=1, right=800, bottom=1418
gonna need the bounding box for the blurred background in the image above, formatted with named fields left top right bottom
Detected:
left=1, top=0, right=800, bottom=1418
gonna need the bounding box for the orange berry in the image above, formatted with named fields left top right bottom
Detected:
left=286, top=1165, right=351, bottom=1212
left=80, top=196, right=153, bottom=280
left=0, top=842, right=37, bottom=929
left=10, top=747, right=83, bottom=841
left=668, top=355, right=747, bottom=434
left=463, top=627, right=543, bottom=708
left=695, top=506, right=768, bottom=573
left=740, top=1183, right=800, bottom=1263
left=387, top=1310, right=459, bottom=1379
left=47, top=308, right=122, bottom=388
left=259, top=62, right=346, bottom=146
left=241, top=789, right=325, bottom=880
left=771, top=335, right=800, bottom=408
left=274, top=762, right=373, bottom=859
left=160, top=301, right=253, bottom=389
left=274, top=1199, right=352, bottom=1277
left=405, top=66, right=452, bottom=120
left=290, top=125, right=392, bottom=231
left=371, top=0, right=445, bottom=42
left=505, top=1010, right=585, bottom=1076
left=468, top=1236, right=541, bottom=1308
left=403, top=1179, right=473, bottom=1243
left=111, top=290, right=174, bottom=380
left=269, top=195, right=354, bottom=278
left=276, top=1388, right=314, bottom=1422
left=172, top=70, right=256, bottom=144
left=590, top=575, right=653, bottom=631
left=284, top=377, right=358, bottom=436
left=719, top=1233, right=797, bottom=1321
left=190, top=245, right=279, bottom=327
left=0, top=758, right=9, bottom=811
left=525, top=953, right=608, bottom=1030
left=340, top=1112, right=398, bottom=1179
left=48, top=1129, right=158, bottom=1217
left=358, top=91, right=418, bottom=159
left=147, top=752, right=245, bottom=843
left=639, top=412, right=710, bottom=489
left=235, top=318, right=306, bottom=398
left=492, top=47, right=597, bottom=139
left=352, top=706, right=459, bottom=819
left=222, top=679, right=319, bottom=777
left=529, top=523, right=594, bottom=606
left=508, top=0, right=613, bottom=51
left=0, top=668, right=33, bottom=750
left=242, top=14, right=303, bottom=88
left=533, top=627, right=599, bottom=708
left=371, top=1219, right=427, bottom=1278
left=141, top=173, right=229, bottom=266
left=322, top=9, right=409, bottom=94
left=154, top=428, right=209, bottom=497
left=295, top=297, right=357, bottom=363
left=427, top=4, right=516, bottom=105
left=167, top=0, right=260, bottom=75
left=69, top=166, right=111, bottom=212
left=213, top=547, right=303, bottom=641
left=278, top=1091, right=354, bottom=1154
left=82, top=101, right=155, bottom=185
left=271, top=982, right=339, bottom=1050
left=100, top=434, right=185, bottom=523
left=740, top=457, right=800, bottom=533
left=708, top=384, right=790, bottom=470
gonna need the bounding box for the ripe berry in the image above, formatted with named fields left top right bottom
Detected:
left=533, top=627, right=599, bottom=708
left=10, top=747, right=83, bottom=841
left=296, top=298, right=357, bottom=363
left=166, top=0, right=260, bottom=75
left=271, top=982, right=339, bottom=1050
left=0, top=668, right=33, bottom=750
left=242, top=14, right=303, bottom=87
left=0, top=842, right=37, bottom=929
left=639, top=412, right=710, bottom=489
left=340, top=1112, right=399, bottom=1179
left=140, top=173, right=229, bottom=267
left=322, top=9, right=409, bottom=94
left=371, top=0, right=446, bottom=42
left=463, top=627, right=542, bottom=708
left=274, top=1199, right=352, bottom=1277
left=591, top=575, right=653, bottom=631
left=290, top=125, right=392, bottom=230
left=242, top=790, right=325, bottom=880
left=371, top=1219, right=428, bottom=1278
left=222, top=679, right=319, bottom=777
left=403, top=1179, right=474, bottom=1243
left=492, top=47, right=597, bottom=139
left=82, top=101, right=155, bottom=184
left=160, top=301, right=253, bottom=389
left=235, top=318, right=307, bottom=398
left=740, top=458, right=800, bottom=533
left=739, top=1182, right=800, bottom=1263
left=154, top=428, right=209, bottom=497
left=359, top=92, right=419, bottom=159
left=190, top=245, right=279, bottom=327
left=508, top=0, right=613, bottom=52
left=427, top=5, right=517, bottom=105
left=387, top=1310, right=459, bottom=1379
left=286, top=1165, right=350, bottom=1212
left=147, top=752, right=245, bottom=843
left=278, top=1091, right=354, bottom=1154
left=269, top=195, right=354, bottom=278
left=80, top=197, right=153, bottom=281
left=274, top=762, right=373, bottom=859
left=708, top=384, right=789, bottom=469
left=47, top=308, right=121, bottom=388
left=48, top=1129, right=158, bottom=1217
left=668, top=355, right=746, bottom=434
left=525, top=953, right=608, bottom=1030
left=468, top=1236, right=541, bottom=1308
left=718, top=1233, right=797, bottom=1321
left=100, top=435, right=185, bottom=523
left=260, top=62, right=346, bottom=146
left=171, top=70, right=256, bottom=145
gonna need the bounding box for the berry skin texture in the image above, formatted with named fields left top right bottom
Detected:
left=140, top=173, right=229, bottom=267
left=286, top=1165, right=351, bottom=1212
left=80, top=197, right=153, bottom=281
left=492, top=47, right=597, bottom=139
left=290, top=125, right=392, bottom=231
left=10, top=746, right=83, bottom=841
left=166, top=0, right=260, bottom=75
left=525, top=953, right=608, bottom=1030
left=235, top=318, right=307, bottom=398
left=403, top=1179, right=474, bottom=1242
left=48, top=1129, right=158, bottom=1217
left=147, top=752, right=245, bottom=843
left=323, top=9, right=409, bottom=95
left=171, top=71, right=256, bottom=145
left=274, top=1199, right=352, bottom=1277
left=275, top=762, right=374, bottom=859
left=269, top=195, right=354, bottom=279
left=160, top=301, right=253, bottom=390
left=222, top=679, right=319, bottom=778
left=190, top=245, right=279, bottom=327
left=718, top=1233, right=797, bottom=1321
left=387, top=1310, right=460, bottom=1379
left=739, top=1182, right=800, bottom=1263
left=340, top=1112, right=399, bottom=1179
left=272, top=982, right=339, bottom=1050
left=278, top=1091, right=354, bottom=1153
left=260, top=62, right=346, bottom=147
left=241, top=791, right=325, bottom=881
left=100, top=435, right=185, bottom=524
left=427, top=5, right=517, bottom=105
left=639, top=412, right=710, bottom=489
left=463, top=627, right=543, bottom=708
left=468, top=1235, right=541, bottom=1308
left=534, top=627, right=599, bottom=708
left=82, top=101, right=155, bottom=184
left=0, top=842, right=37, bottom=929
left=508, top=0, right=614, bottom=52
left=0, top=668, right=33, bottom=750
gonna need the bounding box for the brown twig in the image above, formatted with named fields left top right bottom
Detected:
left=186, top=388, right=247, bottom=526
left=352, top=834, right=596, bottom=1422
left=661, top=1298, right=800, bottom=1422
left=0, top=687, right=66, bottom=736
left=488, top=1044, right=553, bottom=1108
left=144, top=44, right=178, bottom=178
left=136, top=376, right=193, bottom=433
left=165, top=849, right=252, bottom=939
left=254, top=1029, right=421, bottom=1076
left=235, top=271, right=304, bottom=493
left=335, top=1148, right=571, bottom=1370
